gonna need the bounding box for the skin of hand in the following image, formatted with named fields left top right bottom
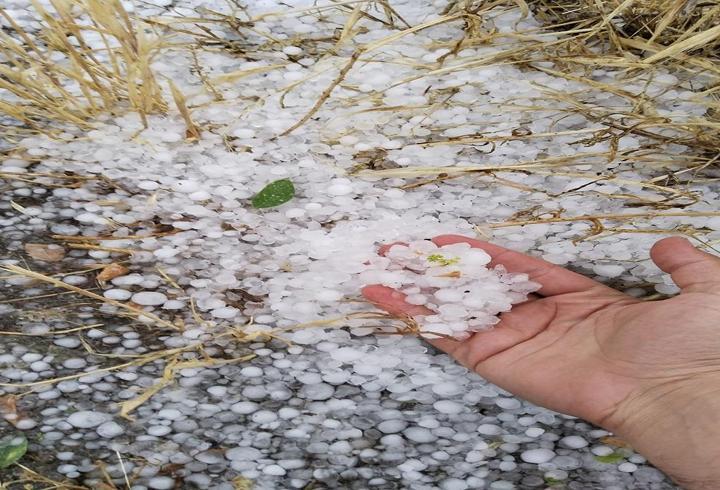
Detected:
left=362, top=235, right=720, bottom=489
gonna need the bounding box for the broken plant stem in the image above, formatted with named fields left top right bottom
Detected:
left=488, top=211, right=720, bottom=228
left=0, top=264, right=178, bottom=330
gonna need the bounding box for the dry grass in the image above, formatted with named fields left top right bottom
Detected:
left=2, top=0, right=717, bottom=163
left=1, top=464, right=91, bottom=489
left=0, top=0, right=166, bottom=130
left=0, top=264, right=179, bottom=330
left=531, top=0, right=720, bottom=58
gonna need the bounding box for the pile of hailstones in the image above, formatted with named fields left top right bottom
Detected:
left=360, top=240, right=540, bottom=338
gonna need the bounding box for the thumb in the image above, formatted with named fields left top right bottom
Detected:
left=650, top=237, right=720, bottom=293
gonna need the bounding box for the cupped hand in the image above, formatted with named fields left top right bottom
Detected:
left=362, top=235, right=720, bottom=489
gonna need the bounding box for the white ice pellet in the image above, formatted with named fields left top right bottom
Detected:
left=148, top=426, right=172, bottom=437
left=618, top=462, right=638, bottom=472
left=240, top=366, right=263, bottom=377
left=591, top=445, right=614, bottom=456
left=378, top=420, right=407, bottom=434
left=301, top=383, right=335, bottom=400
left=131, top=291, right=167, bottom=306
left=30, top=361, right=50, bottom=372
left=353, top=363, right=382, bottom=376
left=163, top=300, right=185, bottom=310
left=67, top=411, right=112, bottom=428
left=104, top=289, right=132, bottom=300
left=520, top=448, right=556, bottom=464
left=16, top=419, right=37, bottom=430
left=435, top=289, right=463, bottom=302
left=496, top=398, right=522, bottom=410
left=433, top=400, right=463, bottom=414
left=96, top=421, right=125, bottom=438
left=251, top=410, right=278, bottom=424
left=148, top=476, right=175, bottom=489
left=560, top=435, right=588, bottom=449
left=316, top=289, right=343, bottom=301
left=592, top=264, right=625, bottom=278
left=211, top=307, right=239, bottom=319
left=477, top=424, right=503, bottom=435
left=62, top=358, right=87, bottom=369
left=226, top=447, right=262, bottom=461
left=432, top=383, right=462, bottom=397
left=21, top=353, right=42, bottom=363
left=525, top=427, right=545, bottom=438
left=138, top=180, right=160, bottom=191
left=157, top=408, right=183, bottom=420
left=330, top=347, right=364, bottom=363
left=172, top=180, right=200, bottom=193
left=278, top=408, right=300, bottom=419
left=440, top=478, right=468, bottom=490
left=403, top=427, right=436, bottom=443
left=327, top=183, right=353, bottom=196
left=263, top=464, right=287, bottom=476
left=54, top=337, right=81, bottom=348
left=231, top=402, right=259, bottom=414
left=499, top=461, right=517, bottom=471
left=207, top=386, right=227, bottom=398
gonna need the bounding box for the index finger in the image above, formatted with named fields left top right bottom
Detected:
left=433, top=234, right=613, bottom=297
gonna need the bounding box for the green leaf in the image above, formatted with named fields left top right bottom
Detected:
left=0, top=434, right=27, bottom=469
left=594, top=452, right=624, bottom=464
left=251, top=179, right=295, bottom=209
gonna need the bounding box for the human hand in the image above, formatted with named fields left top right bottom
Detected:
left=362, top=235, right=720, bottom=489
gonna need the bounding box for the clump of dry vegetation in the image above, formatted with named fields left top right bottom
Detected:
left=0, top=0, right=166, bottom=130
left=532, top=0, right=720, bottom=57
left=1, top=0, right=718, bottom=155
left=523, top=0, right=720, bottom=153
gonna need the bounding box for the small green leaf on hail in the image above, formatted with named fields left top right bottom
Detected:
left=251, top=179, right=295, bottom=208
left=594, top=452, right=625, bottom=464
left=0, top=434, right=27, bottom=469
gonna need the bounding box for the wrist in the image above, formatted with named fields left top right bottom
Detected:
left=603, top=374, right=720, bottom=489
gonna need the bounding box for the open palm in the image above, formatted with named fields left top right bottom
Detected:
left=362, top=235, right=720, bottom=485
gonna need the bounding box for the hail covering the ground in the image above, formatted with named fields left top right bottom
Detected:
left=0, top=0, right=716, bottom=489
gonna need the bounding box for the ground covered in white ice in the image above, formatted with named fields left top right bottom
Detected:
left=1, top=0, right=718, bottom=488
